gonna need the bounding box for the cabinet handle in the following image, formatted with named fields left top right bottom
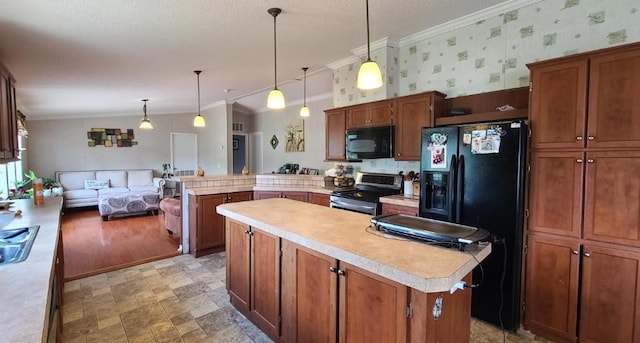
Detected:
left=576, top=136, right=583, bottom=141
left=337, top=269, right=346, bottom=276
left=576, top=159, right=583, bottom=163
left=244, top=229, right=250, bottom=235
left=584, top=252, right=591, bottom=257
left=587, top=136, right=595, bottom=140
left=227, top=195, right=232, bottom=201
left=587, top=159, right=594, bottom=163
left=571, top=250, right=579, bottom=255
left=329, top=266, right=337, bottom=273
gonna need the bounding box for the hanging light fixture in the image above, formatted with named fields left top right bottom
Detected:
left=193, top=70, right=206, bottom=127
left=357, top=0, right=383, bottom=90
left=299, top=67, right=310, bottom=117
left=267, top=8, right=285, bottom=109
left=139, top=99, right=153, bottom=130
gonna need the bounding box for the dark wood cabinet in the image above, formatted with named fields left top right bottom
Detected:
left=524, top=235, right=580, bottom=343
left=394, top=92, right=445, bottom=161
left=526, top=43, right=640, bottom=343
left=309, top=192, right=330, bottom=207
left=529, top=42, right=640, bottom=150
left=254, top=190, right=308, bottom=202
left=281, top=241, right=407, bottom=343
left=381, top=203, right=418, bottom=216
left=525, top=235, right=640, bottom=343
left=527, top=151, right=584, bottom=238
left=0, top=62, right=18, bottom=162
left=189, top=191, right=252, bottom=257
left=325, top=109, right=347, bottom=161
left=226, top=219, right=280, bottom=340
left=346, top=101, right=393, bottom=129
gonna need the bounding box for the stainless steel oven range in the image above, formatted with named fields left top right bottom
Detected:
left=329, top=172, right=402, bottom=215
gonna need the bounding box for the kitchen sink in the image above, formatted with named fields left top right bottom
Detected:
left=0, top=226, right=39, bottom=265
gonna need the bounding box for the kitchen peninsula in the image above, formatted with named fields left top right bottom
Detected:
left=217, top=198, right=491, bottom=342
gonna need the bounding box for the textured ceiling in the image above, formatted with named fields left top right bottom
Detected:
left=0, top=0, right=509, bottom=120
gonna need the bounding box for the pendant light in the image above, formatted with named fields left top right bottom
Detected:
left=267, top=8, right=285, bottom=109
left=139, top=99, right=153, bottom=129
left=299, top=67, right=310, bottom=117
left=193, top=70, right=206, bottom=127
left=356, top=0, right=383, bottom=90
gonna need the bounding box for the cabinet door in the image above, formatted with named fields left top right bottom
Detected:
left=325, top=109, right=347, bottom=161
left=583, top=151, right=640, bottom=247
left=587, top=48, right=640, bottom=149
left=367, top=101, right=393, bottom=127
left=250, top=228, right=281, bottom=339
left=197, top=194, right=226, bottom=251
left=524, top=235, right=580, bottom=343
left=226, top=219, right=250, bottom=314
left=338, top=261, right=407, bottom=343
left=529, top=59, right=588, bottom=149
left=309, top=192, right=330, bottom=207
left=579, top=245, right=640, bottom=343
left=281, top=241, right=338, bottom=343
left=346, top=105, right=369, bottom=128
left=0, top=71, right=11, bottom=160
left=528, top=151, right=584, bottom=237
left=381, top=203, right=418, bottom=216
left=395, top=94, right=432, bottom=160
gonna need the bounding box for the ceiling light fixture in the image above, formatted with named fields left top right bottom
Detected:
left=193, top=70, right=206, bottom=127
left=267, top=8, right=285, bottom=109
left=139, top=99, right=153, bottom=130
left=299, top=67, right=310, bottom=117
left=357, top=0, right=383, bottom=90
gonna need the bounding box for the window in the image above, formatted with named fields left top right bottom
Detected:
left=0, top=136, right=24, bottom=199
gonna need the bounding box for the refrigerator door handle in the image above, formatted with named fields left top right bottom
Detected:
left=455, top=155, right=464, bottom=223
left=448, top=155, right=457, bottom=222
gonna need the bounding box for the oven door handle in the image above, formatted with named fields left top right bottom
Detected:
left=330, top=201, right=376, bottom=214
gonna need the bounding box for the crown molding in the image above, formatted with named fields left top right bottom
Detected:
left=400, top=0, right=544, bottom=46
left=327, top=55, right=361, bottom=70
left=328, top=37, right=399, bottom=70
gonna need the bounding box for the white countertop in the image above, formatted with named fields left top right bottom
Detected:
left=187, top=185, right=335, bottom=196
left=0, top=197, right=63, bottom=343
left=217, top=198, right=490, bottom=293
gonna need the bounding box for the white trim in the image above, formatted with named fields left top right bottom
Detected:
left=350, top=37, right=399, bottom=56
left=400, top=0, right=545, bottom=47
left=327, top=55, right=361, bottom=70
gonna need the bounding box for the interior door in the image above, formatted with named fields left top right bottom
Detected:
left=170, top=132, right=198, bottom=176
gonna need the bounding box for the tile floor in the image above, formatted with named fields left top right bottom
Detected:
left=62, top=253, right=556, bottom=343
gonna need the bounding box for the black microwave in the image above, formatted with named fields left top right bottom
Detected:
left=345, top=125, right=394, bottom=160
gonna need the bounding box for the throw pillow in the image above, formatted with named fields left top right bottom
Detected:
left=84, top=179, right=110, bottom=190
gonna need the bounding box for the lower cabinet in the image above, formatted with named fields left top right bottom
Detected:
left=524, top=234, right=640, bottom=343
left=254, top=190, right=308, bottom=202
left=226, top=219, right=281, bottom=340
left=309, top=192, right=330, bottom=207
left=381, top=203, right=418, bottom=216
left=281, top=241, right=408, bottom=343
left=189, top=192, right=252, bottom=257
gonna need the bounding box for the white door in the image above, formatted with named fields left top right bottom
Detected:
left=249, top=132, right=263, bottom=175
left=170, top=133, right=198, bottom=176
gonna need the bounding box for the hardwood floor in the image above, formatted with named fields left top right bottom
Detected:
left=61, top=208, right=181, bottom=280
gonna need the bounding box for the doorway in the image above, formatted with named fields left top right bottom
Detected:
left=232, top=134, right=248, bottom=174
left=170, top=133, right=198, bottom=176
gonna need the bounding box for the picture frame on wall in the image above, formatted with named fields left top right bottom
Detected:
left=309, top=169, right=319, bottom=175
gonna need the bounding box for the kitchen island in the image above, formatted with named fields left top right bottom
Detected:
left=217, top=198, right=491, bottom=342
left=0, top=197, right=63, bottom=343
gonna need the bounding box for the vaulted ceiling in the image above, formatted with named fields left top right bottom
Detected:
left=0, top=0, right=510, bottom=120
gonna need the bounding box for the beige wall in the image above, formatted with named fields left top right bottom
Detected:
left=27, top=112, right=199, bottom=178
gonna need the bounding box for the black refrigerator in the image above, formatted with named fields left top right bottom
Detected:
left=419, top=120, right=527, bottom=331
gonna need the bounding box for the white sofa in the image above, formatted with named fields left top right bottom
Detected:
left=55, top=169, right=165, bottom=208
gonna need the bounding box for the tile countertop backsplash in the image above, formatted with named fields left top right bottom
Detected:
left=177, top=174, right=328, bottom=190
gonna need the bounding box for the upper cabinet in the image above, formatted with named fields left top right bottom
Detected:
left=325, top=109, right=347, bottom=161
left=346, top=101, right=393, bottom=129
left=394, top=92, right=445, bottom=160
left=528, top=42, right=640, bottom=150
left=0, top=61, right=18, bottom=162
